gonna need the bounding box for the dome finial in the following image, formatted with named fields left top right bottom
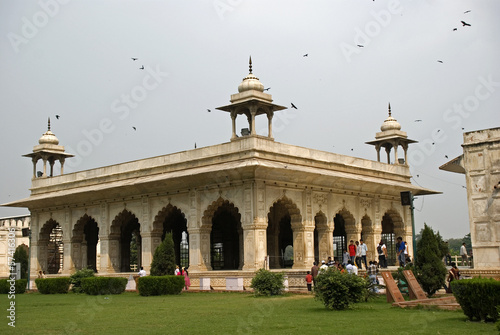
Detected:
left=48, top=117, right=51, bottom=131
left=249, top=56, right=252, bottom=74
left=388, top=102, right=392, bottom=117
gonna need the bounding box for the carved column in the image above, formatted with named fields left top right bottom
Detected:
left=267, top=110, right=273, bottom=139
left=230, top=110, right=237, bottom=140
left=317, top=226, right=333, bottom=262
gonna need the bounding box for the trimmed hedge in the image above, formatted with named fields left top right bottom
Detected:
left=137, top=276, right=185, bottom=296
left=0, top=279, right=27, bottom=294
left=451, top=278, right=500, bottom=322
left=35, top=277, right=71, bottom=294
left=250, top=269, right=285, bottom=296
left=80, top=277, right=127, bottom=295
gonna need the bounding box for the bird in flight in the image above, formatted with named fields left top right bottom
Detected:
left=132, top=127, right=136, bottom=131
left=350, top=148, right=354, bottom=151
left=453, top=28, right=458, bottom=31
left=264, top=87, right=271, bottom=91
left=357, top=44, right=364, bottom=48
left=139, top=65, right=144, bottom=70
left=464, top=10, right=471, bottom=14
left=461, top=20, right=471, bottom=26
left=55, top=115, right=60, bottom=119
left=416, top=175, right=420, bottom=178
left=303, top=54, right=308, bottom=57
left=445, top=155, right=448, bottom=159
left=437, top=60, right=443, bottom=63
left=414, top=119, right=422, bottom=122
left=207, top=109, right=211, bottom=112
left=131, top=58, right=138, bottom=61
left=437, top=129, right=441, bottom=132
left=291, top=103, right=298, bottom=109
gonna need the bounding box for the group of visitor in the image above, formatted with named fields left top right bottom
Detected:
left=174, top=265, right=191, bottom=290
left=137, top=265, right=191, bottom=290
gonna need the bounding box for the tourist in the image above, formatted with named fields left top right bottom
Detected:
left=183, top=267, right=190, bottom=290
left=446, top=262, right=460, bottom=293
left=37, top=270, right=45, bottom=279
left=327, top=256, right=335, bottom=268
left=319, top=260, right=328, bottom=273
left=337, top=262, right=345, bottom=273
left=138, top=266, right=146, bottom=277
left=305, top=271, right=313, bottom=292
left=355, top=241, right=362, bottom=269
left=359, top=239, right=368, bottom=270
left=348, top=240, right=356, bottom=264
left=174, top=265, right=180, bottom=275
left=346, top=260, right=354, bottom=274
left=397, top=237, right=406, bottom=267
left=377, top=240, right=388, bottom=268
left=460, top=243, right=468, bottom=266
left=367, top=261, right=379, bottom=293
left=311, top=262, right=319, bottom=287
left=342, top=249, right=349, bottom=266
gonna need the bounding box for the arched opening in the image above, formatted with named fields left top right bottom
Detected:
left=210, top=201, right=242, bottom=270
left=333, top=214, right=347, bottom=263
left=382, top=213, right=396, bottom=266
left=267, top=198, right=298, bottom=269
left=73, top=214, right=99, bottom=272
left=110, top=210, right=141, bottom=272
left=40, top=219, right=63, bottom=274
left=154, top=205, right=189, bottom=269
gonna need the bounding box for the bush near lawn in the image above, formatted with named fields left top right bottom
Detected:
left=137, top=275, right=185, bottom=296
left=451, top=277, right=500, bottom=322
left=250, top=268, right=285, bottom=296
left=69, top=268, right=95, bottom=293
left=35, top=277, right=71, bottom=294
left=0, top=279, right=27, bottom=294
left=80, top=277, right=127, bottom=295
left=314, top=268, right=368, bottom=310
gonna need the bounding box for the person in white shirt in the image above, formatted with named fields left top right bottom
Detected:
left=346, top=260, right=357, bottom=274
left=138, top=266, right=147, bottom=277
left=460, top=243, right=468, bottom=266
left=319, top=260, right=328, bottom=272
left=359, top=239, right=368, bottom=269
left=355, top=241, right=362, bottom=269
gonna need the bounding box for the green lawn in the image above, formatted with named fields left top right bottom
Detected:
left=0, top=292, right=497, bottom=334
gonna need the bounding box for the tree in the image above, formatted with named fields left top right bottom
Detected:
left=13, top=246, right=29, bottom=279
left=435, top=231, right=449, bottom=259
left=150, top=232, right=176, bottom=276
left=415, top=224, right=447, bottom=297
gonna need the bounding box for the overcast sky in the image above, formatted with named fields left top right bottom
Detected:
left=0, top=0, right=498, bottom=239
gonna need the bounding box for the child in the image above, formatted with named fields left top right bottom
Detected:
left=305, top=271, right=313, bottom=292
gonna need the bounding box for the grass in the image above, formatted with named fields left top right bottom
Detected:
left=0, top=291, right=497, bottom=334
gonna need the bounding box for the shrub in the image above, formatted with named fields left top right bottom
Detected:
left=250, top=269, right=285, bottom=296
left=80, top=277, right=128, bottom=295
left=451, top=278, right=500, bottom=322
left=150, top=233, right=176, bottom=276
left=35, top=277, right=71, bottom=294
left=415, top=224, right=447, bottom=297
left=392, top=264, right=415, bottom=295
left=137, top=276, right=185, bottom=296
left=70, top=268, right=95, bottom=293
left=0, top=279, right=27, bottom=294
left=13, top=246, right=29, bottom=280
left=314, top=268, right=367, bottom=310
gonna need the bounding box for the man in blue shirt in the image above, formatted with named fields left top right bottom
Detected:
left=396, top=237, right=406, bottom=267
